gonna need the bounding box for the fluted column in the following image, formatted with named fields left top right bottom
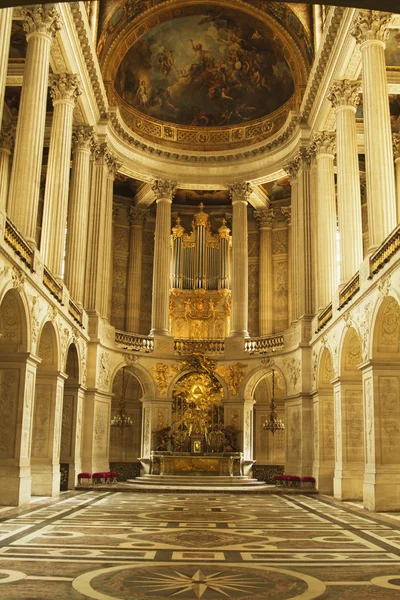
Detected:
left=85, top=144, right=120, bottom=318
left=393, top=134, right=400, bottom=224
left=281, top=206, right=292, bottom=323
left=64, top=126, right=95, bottom=304
left=285, top=157, right=300, bottom=322
left=150, top=180, right=176, bottom=336
left=229, top=182, right=251, bottom=337
left=41, top=74, right=82, bottom=277
left=0, top=8, right=13, bottom=125
left=328, top=80, right=363, bottom=282
left=0, top=126, right=14, bottom=211
left=8, top=5, right=61, bottom=245
left=126, top=206, right=149, bottom=333
left=312, top=132, right=337, bottom=309
left=351, top=10, right=397, bottom=249
left=254, top=207, right=274, bottom=336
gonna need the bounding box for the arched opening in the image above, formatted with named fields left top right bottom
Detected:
left=0, top=289, right=31, bottom=505
left=31, top=321, right=62, bottom=497
left=60, top=343, right=81, bottom=490
left=364, top=296, right=400, bottom=511
left=313, top=348, right=335, bottom=494
left=109, top=368, right=143, bottom=479
left=253, top=370, right=285, bottom=479
left=334, top=326, right=364, bottom=501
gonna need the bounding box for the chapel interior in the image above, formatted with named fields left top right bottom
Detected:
left=0, top=0, right=400, bottom=518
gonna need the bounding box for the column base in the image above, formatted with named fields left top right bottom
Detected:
left=363, top=470, right=400, bottom=511
left=0, top=465, right=31, bottom=506
left=31, top=463, right=60, bottom=497
left=333, top=465, right=363, bottom=501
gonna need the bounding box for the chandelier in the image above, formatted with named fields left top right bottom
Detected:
left=110, top=367, right=133, bottom=428
left=262, top=369, right=285, bottom=435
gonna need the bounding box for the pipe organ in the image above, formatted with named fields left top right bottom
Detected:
left=169, top=203, right=232, bottom=339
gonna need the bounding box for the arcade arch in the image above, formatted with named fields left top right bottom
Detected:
left=110, top=367, right=143, bottom=466
left=313, top=347, right=335, bottom=494
left=253, top=369, right=286, bottom=467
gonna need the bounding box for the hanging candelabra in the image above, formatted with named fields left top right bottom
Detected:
left=262, top=369, right=285, bottom=435
left=110, top=367, right=133, bottom=428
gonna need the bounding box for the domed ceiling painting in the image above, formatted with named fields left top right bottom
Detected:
left=113, top=7, right=295, bottom=127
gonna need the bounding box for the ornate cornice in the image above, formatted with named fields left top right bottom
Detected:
left=351, top=10, right=393, bottom=44
left=254, top=208, right=275, bottom=228
left=152, top=180, right=177, bottom=201
left=312, top=131, right=336, bottom=156
left=22, top=5, right=61, bottom=38
left=49, top=73, right=82, bottom=104
left=327, top=79, right=361, bottom=110
left=229, top=182, right=253, bottom=203
left=93, top=143, right=121, bottom=175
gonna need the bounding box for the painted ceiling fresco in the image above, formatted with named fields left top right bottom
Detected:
left=262, top=176, right=291, bottom=201
left=385, top=28, right=400, bottom=66
left=113, top=7, right=295, bottom=127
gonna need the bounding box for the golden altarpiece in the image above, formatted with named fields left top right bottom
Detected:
left=169, top=204, right=231, bottom=340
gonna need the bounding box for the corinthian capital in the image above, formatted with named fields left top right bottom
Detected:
left=254, top=208, right=275, bottom=228
left=229, top=182, right=252, bottom=202
left=72, top=126, right=95, bottom=151
left=281, top=205, right=291, bottom=224
left=351, top=10, right=393, bottom=44
left=104, top=149, right=121, bottom=176
left=129, top=206, right=149, bottom=227
left=393, top=133, right=400, bottom=160
left=22, top=5, right=61, bottom=38
left=50, top=73, right=82, bottom=104
left=0, top=125, right=16, bottom=152
left=328, top=79, right=361, bottom=109
left=152, top=180, right=177, bottom=200
left=285, top=155, right=301, bottom=180
left=311, top=131, right=336, bottom=156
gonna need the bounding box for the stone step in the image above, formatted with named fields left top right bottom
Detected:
left=130, top=475, right=266, bottom=487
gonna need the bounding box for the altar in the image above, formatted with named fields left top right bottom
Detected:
left=149, top=452, right=244, bottom=476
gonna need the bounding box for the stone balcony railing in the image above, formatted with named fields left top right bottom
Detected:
left=338, top=272, right=360, bottom=310
left=244, top=333, right=284, bottom=354
left=369, top=223, right=400, bottom=278
left=173, top=338, right=225, bottom=354
left=316, top=302, right=333, bottom=333
left=4, top=217, right=34, bottom=272
left=115, top=330, right=154, bottom=352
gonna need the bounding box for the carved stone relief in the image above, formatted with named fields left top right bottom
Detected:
left=357, top=302, right=372, bottom=361
left=345, top=328, right=362, bottom=370
left=379, top=376, right=400, bottom=463
left=274, top=260, right=288, bottom=332
left=38, top=326, right=54, bottom=363
left=97, top=352, right=111, bottom=391
left=378, top=297, right=400, bottom=353
left=32, top=385, right=51, bottom=458
left=323, top=401, right=335, bottom=460
left=345, top=390, right=363, bottom=462
left=288, top=406, right=301, bottom=459
left=364, top=378, right=374, bottom=464
left=0, top=369, right=19, bottom=458
left=94, top=402, right=108, bottom=456
left=143, top=407, right=151, bottom=456
left=284, top=358, right=301, bottom=392
left=272, top=229, right=288, bottom=254
left=60, top=394, right=74, bottom=459
left=0, top=292, right=22, bottom=343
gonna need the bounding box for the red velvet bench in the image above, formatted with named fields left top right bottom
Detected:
left=274, top=474, right=285, bottom=487
left=109, top=471, right=118, bottom=483
left=92, top=472, right=108, bottom=484
left=301, top=476, right=316, bottom=489
left=77, top=472, right=91, bottom=485
left=286, top=475, right=301, bottom=488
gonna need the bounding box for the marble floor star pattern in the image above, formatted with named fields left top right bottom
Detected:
left=0, top=491, right=400, bottom=599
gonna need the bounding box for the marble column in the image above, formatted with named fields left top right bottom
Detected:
left=328, top=80, right=363, bottom=282
left=126, top=206, right=149, bottom=333
left=85, top=144, right=120, bottom=318
left=313, top=131, right=337, bottom=310
left=393, top=133, right=400, bottom=224
left=41, top=74, right=82, bottom=278
left=285, top=157, right=301, bottom=322
left=8, top=5, right=61, bottom=245
left=351, top=10, right=397, bottom=249
left=0, top=125, right=14, bottom=212
left=150, top=180, right=176, bottom=336
left=229, top=183, right=251, bottom=338
left=64, top=126, right=95, bottom=304
left=254, top=207, right=274, bottom=336
left=0, top=7, right=13, bottom=125
left=281, top=206, right=292, bottom=324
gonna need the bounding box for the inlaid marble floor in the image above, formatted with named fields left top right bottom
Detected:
left=0, top=491, right=400, bottom=599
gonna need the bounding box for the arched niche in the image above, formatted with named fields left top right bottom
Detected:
left=0, top=288, right=28, bottom=353
left=334, top=326, right=364, bottom=501
left=253, top=369, right=285, bottom=468
left=109, top=368, right=143, bottom=469
left=373, top=295, right=400, bottom=359
left=313, top=347, right=335, bottom=494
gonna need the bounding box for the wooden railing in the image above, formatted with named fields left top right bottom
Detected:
left=369, top=223, right=400, bottom=277
left=174, top=338, right=225, bottom=354
left=43, top=266, right=63, bottom=304
left=68, top=298, right=83, bottom=326
left=4, top=218, right=34, bottom=271
left=115, top=330, right=154, bottom=352
left=244, top=334, right=284, bottom=354
left=338, top=272, right=360, bottom=310
left=316, top=302, right=332, bottom=332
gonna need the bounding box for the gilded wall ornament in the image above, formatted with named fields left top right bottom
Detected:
left=215, top=363, right=247, bottom=396
left=284, top=358, right=301, bottom=390
left=152, top=362, right=183, bottom=397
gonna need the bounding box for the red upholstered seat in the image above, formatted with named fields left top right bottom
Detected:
left=110, top=472, right=118, bottom=483
left=92, top=472, right=107, bottom=483
left=301, top=476, right=316, bottom=489
left=286, top=475, right=301, bottom=488
left=77, top=472, right=91, bottom=484
left=274, top=475, right=285, bottom=487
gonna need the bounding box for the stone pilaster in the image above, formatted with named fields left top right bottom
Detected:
left=7, top=5, right=61, bottom=246
left=150, top=180, right=176, bottom=336
left=41, top=74, right=82, bottom=278
left=328, top=79, right=363, bottom=282
left=254, top=207, right=274, bottom=336
left=285, top=159, right=300, bottom=323
left=393, top=133, right=400, bottom=224
left=126, top=206, right=149, bottom=333
left=64, top=126, right=95, bottom=304
left=281, top=205, right=292, bottom=323
left=312, top=131, right=337, bottom=310
left=85, top=144, right=120, bottom=318
left=351, top=10, right=397, bottom=250
left=0, top=125, right=15, bottom=212
left=229, top=182, right=251, bottom=338
left=0, top=7, right=13, bottom=125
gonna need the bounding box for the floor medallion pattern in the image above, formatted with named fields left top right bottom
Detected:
left=0, top=491, right=400, bottom=599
